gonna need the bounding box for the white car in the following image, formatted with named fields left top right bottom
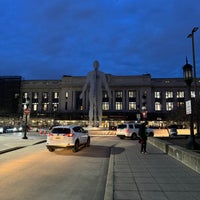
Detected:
left=46, top=125, right=90, bottom=152
left=0, top=127, right=3, bottom=133
left=116, top=123, right=139, bottom=140
left=135, top=124, right=154, bottom=137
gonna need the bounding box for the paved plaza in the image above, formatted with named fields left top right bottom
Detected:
left=1, top=133, right=200, bottom=200
left=105, top=139, right=200, bottom=200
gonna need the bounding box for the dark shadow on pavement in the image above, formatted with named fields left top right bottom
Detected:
left=53, top=144, right=125, bottom=158
left=111, top=146, right=125, bottom=155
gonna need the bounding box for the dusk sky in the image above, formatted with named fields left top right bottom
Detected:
left=0, top=0, right=200, bottom=80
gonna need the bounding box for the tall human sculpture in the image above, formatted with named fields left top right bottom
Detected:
left=80, top=60, right=111, bottom=127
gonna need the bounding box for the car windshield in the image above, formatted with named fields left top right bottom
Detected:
left=52, top=128, right=70, bottom=134
left=117, top=124, right=127, bottom=129
left=135, top=124, right=141, bottom=128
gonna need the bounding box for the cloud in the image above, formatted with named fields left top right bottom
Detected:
left=0, top=0, right=200, bottom=79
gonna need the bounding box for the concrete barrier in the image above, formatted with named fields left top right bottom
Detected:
left=148, top=137, right=200, bottom=174
left=86, top=128, right=191, bottom=137
left=153, top=129, right=191, bottom=137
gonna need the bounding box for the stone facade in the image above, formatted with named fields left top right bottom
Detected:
left=18, top=73, right=199, bottom=123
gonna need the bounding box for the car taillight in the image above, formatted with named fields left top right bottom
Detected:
left=64, top=133, right=74, bottom=137
left=125, top=129, right=129, bottom=133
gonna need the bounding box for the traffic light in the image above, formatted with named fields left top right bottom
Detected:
left=142, top=92, right=147, bottom=111
left=141, top=91, right=147, bottom=119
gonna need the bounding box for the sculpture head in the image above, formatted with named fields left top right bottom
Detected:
left=93, top=60, right=99, bottom=71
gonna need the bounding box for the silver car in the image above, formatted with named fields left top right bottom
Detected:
left=46, top=125, right=90, bottom=152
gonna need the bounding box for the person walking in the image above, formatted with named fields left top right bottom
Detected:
left=139, top=122, right=148, bottom=153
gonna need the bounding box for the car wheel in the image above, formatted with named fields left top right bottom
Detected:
left=131, top=133, right=137, bottom=140
left=47, top=146, right=55, bottom=152
left=73, top=140, right=79, bottom=152
left=86, top=137, right=90, bottom=147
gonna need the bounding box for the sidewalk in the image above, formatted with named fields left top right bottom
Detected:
left=105, top=140, right=200, bottom=200
left=0, top=132, right=46, bottom=154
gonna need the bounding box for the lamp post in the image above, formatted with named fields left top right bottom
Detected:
left=187, top=27, right=199, bottom=134
left=22, top=97, right=30, bottom=139
left=183, top=59, right=199, bottom=149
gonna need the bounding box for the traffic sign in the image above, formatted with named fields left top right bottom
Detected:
left=186, top=100, right=192, bottom=115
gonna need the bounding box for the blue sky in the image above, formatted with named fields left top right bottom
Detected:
left=0, top=0, right=200, bottom=80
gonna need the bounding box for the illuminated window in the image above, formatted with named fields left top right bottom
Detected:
left=32, top=92, right=38, bottom=99
left=103, top=91, right=109, bottom=98
left=52, top=103, right=58, bottom=111
left=154, top=91, right=161, bottom=98
left=128, top=90, right=136, bottom=98
left=42, top=92, right=48, bottom=99
left=177, top=91, right=184, bottom=98
left=129, top=102, right=136, bottom=110
left=52, top=92, right=59, bottom=108
left=165, top=91, right=173, bottom=99
left=177, top=101, right=184, bottom=108
left=191, top=91, right=195, bottom=98
left=31, top=92, right=38, bottom=104
left=166, top=102, right=173, bottom=111
left=155, top=102, right=162, bottom=111
left=53, top=92, right=59, bottom=99
left=42, top=103, right=48, bottom=111
left=33, top=104, right=38, bottom=111
left=102, top=102, right=109, bottom=110
left=22, top=92, right=29, bottom=105
left=23, top=92, right=28, bottom=99
left=115, top=102, right=122, bottom=110
left=65, top=92, right=69, bottom=99
left=115, top=91, right=122, bottom=98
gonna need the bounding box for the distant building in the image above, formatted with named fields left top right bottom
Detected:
left=16, top=74, right=199, bottom=125
left=1, top=74, right=199, bottom=126
left=0, top=76, right=21, bottom=115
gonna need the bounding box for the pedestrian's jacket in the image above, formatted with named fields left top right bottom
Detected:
left=139, top=124, right=147, bottom=140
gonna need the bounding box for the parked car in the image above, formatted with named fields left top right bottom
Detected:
left=46, top=125, right=90, bottom=152
left=116, top=123, right=139, bottom=140
left=169, top=128, right=178, bottom=136
left=1, top=126, right=14, bottom=133
left=0, top=127, right=3, bottom=133
left=135, top=124, right=154, bottom=137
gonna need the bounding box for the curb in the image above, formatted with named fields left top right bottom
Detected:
left=104, top=147, right=114, bottom=200
left=0, top=140, right=46, bottom=155
left=0, top=146, right=25, bottom=154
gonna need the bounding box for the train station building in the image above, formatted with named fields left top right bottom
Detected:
left=1, top=73, right=198, bottom=128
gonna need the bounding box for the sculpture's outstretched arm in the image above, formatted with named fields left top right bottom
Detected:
left=102, top=74, right=111, bottom=98
left=80, top=74, right=90, bottom=99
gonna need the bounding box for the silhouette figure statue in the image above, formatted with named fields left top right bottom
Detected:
left=80, top=60, right=111, bottom=127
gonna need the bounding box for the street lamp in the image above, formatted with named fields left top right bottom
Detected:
left=187, top=27, right=199, bottom=134
left=22, top=97, right=30, bottom=139
left=183, top=59, right=200, bottom=149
